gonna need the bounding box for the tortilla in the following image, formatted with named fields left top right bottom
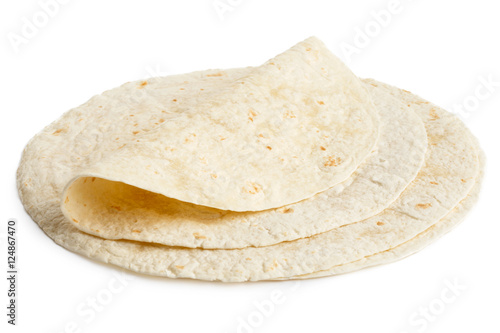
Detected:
left=59, top=37, right=380, bottom=212
left=17, top=79, right=482, bottom=282
left=58, top=70, right=426, bottom=249
left=291, top=149, right=484, bottom=280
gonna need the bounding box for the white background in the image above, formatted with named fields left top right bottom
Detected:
left=1, top=1, right=499, bottom=332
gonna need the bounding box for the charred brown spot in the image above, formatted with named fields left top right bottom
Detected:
left=132, top=229, right=142, bottom=233
left=266, top=146, right=272, bottom=150
left=244, top=182, right=262, bottom=195
left=132, top=131, right=139, bottom=135
left=416, top=203, right=432, bottom=209
left=317, top=101, right=325, bottom=105
left=175, top=265, right=184, bottom=269
left=429, top=109, right=440, bottom=120
left=111, top=205, right=121, bottom=211
left=324, top=156, right=342, bottom=167
left=64, top=196, right=69, bottom=204
left=376, top=221, right=385, bottom=226
left=430, top=181, right=439, bottom=185
left=52, top=128, right=66, bottom=135
left=72, top=218, right=78, bottom=223
left=193, top=233, right=207, bottom=239
left=139, top=81, right=147, bottom=88
left=320, top=146, right=326, bottom=151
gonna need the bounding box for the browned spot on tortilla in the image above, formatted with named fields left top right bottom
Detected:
left=200, top=88, right=204, bottom=90
left=72, top=218, right=78, bottom=223
left=175, top=265, right=184, bottom=269
left=193, top=233, right=206, bottom=239
left=132, top=131, right=139, bottom=135
left=132, top=229, right=142, bottom=233
left=159, top=118, right=165, bottom=123
left=184, top=136, right=194, bottom=143
left=266, top=146, right=272, bottom=150
left=111, top=205, right=121, bottom=211
left=179, top=88, right=184, bottom=90
left=429, top=108, right=440, bottom=120
left=430, top=181, right=439, bottom=185
left=64, top=196, right=69, bottom=204
left=403, top=89, right=411, bottom=93
left=165, top=146, right=176, bottom=151
left=98, top=105, right=102, bottom=108
left=52, top=128, right=66, bottom=135
left=280, top=207, right=294, bottom=214
left=370, top=83, right=378, bottom=87
left=324, top=156, right=342, bottom=167
left=83, top=204, right=87, bottom=207
left=244, top=182, right=262, bottom=194
left=139, top=81, right=147, bottom=88
left=305, top=47, right=312, bottom=51
left=416, top=203, right=432, bottom=209
left=258, top=134, right=264, bottom=138
left=248, top=109, right=257, bottom=122
left=172, top=99, right=177, bottom=102
left=461, top=179, right=467, bottom=183
left=91, top=177, right=96, bottom=182
left=317, top=101, right=325, bottom=105
left=94, top=230, right=100, bottom=233
left=246, top=258, right=252, bottom=261
left=206, top=73, right=223, bottom=77
left=283, top=110, right=296, bottom=119
left=118, top=144, right=126, bottom=149
left=376, top=221, right=385, bottom=226
left=211, top=174, right=217, bottom=179
left=320, top=146, right=326, bottom=151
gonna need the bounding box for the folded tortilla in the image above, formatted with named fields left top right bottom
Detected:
left=60, top=37, right=380, bottom=213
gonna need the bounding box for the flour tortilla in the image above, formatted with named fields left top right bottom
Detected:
left=59, top=71, right=426, bottom=249
left=289, top=149, right=484, bottom=280
left=17, top=80, right=481, bottom=282
left=59, top=37, right=380, bottom=212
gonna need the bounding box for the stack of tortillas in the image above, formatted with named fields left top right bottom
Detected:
left=18, top=37, right=484, bottom=282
